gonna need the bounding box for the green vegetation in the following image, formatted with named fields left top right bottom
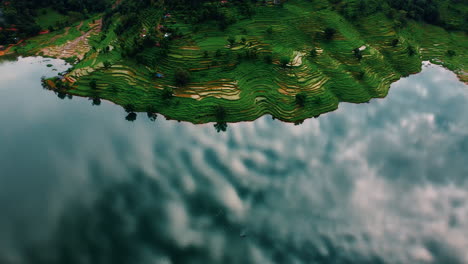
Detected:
left=8, top=0, right=468, bottom=124
left=0, top=0, right=111, bottom=44
left=35, top=8, right=69, bottom=30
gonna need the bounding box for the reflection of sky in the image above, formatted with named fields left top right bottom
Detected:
left=0, top=57, right=467, bottom=263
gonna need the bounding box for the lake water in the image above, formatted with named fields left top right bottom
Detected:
left=0, top=56, right=467, bottom=264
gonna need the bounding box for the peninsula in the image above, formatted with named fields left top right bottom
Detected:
left=2, top=0, right=467, bottom=125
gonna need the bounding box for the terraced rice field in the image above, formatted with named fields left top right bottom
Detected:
left=20, top=0, right=467, bottom=123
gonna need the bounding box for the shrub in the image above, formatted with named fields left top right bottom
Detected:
left=89, top=80, right=97, bottom=89
left=103, top=61, right=111, bottom=69
left=227, top=36, right=236, bottom=46
left=215, top=105, right=227, bottom=120
left=214, top=122, right=227, bottom=132
left=264, top=54, right=273, bottom=64
left=174, top=68, right=191, bottom=87
left=109, top=85, right=119, bottom=93
left=353, top=48, right=363, bottom=61
left=280, top=56, right=290, bottom=68
left=309, top=48, right=317, bottom=57
left=146, top=106, right=157, bottom=121
left=407, top=45, right=416, bottom=56
left=162, top=87, right=173, bottom=100
left=324, top=27, right=336, bottom=40
left=92, top=98, right=101, bottom=106
left=446, top=50, right=456, bottom=57
left=125, top=112, right=137, bottom=122
left=355, top=71, right=365, bottom=80
left=295, top=93, right=306, bottom=107
left=312, top=96, right=322, bottom=105
left=124, top=104, right=135, bottom=113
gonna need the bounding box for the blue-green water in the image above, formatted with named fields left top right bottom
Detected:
left=0, top=57, right=467, bottom=264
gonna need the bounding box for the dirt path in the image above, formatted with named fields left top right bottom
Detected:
left=39, top=19, right=102, bottom=60
left=45, top=26, right=72, bottom=46
left=76, top=21, right=84, bottom=33
left=0, top=40, right=24, bottom=56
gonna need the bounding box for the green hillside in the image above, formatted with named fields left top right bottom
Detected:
left=11, top=0, right=468, bottom=124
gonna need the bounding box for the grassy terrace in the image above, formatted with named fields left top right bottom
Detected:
left=16, top=0, right=467, bottom=124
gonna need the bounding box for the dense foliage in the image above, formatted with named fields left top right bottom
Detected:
left=330, top=0, right=467, bottom=31
left=11, top=0, right=466, bottom=124
left=0, top=0, right=111, bottom=44
left=1, top=0, right=466, bottom=45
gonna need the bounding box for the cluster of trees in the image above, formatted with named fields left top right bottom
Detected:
left=164, top=0, right=258, bottom=30
left=385, top=0, right=442, bottom=25
left=330, top=0, right=466, bottom=31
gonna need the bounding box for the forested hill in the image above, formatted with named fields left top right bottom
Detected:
left=0, top=0, right=112, bottom=43
left=2, top=0, right=467, bottom=124
left=1, top=0, right=467, bottom=45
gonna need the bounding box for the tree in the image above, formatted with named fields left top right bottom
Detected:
left=109, top=85, right=119, bottom=93
left=214, top=122, right=227, bottom=132
left=264, top=54, right=273, bottom=64
left=57, top=92, right=67, bottom=100
left=355, top=71, right=365, bottom=80
left=312, top=96, right=322, bottom=105
left=89, top=80, right=97, bottom=89
left=446, top=50, right=456, bottom=57
left=162, top=87, right=173, bottom=100
left=353, top=48, right=363, bottom=61
left=125, top=112, right=137, bottom=122
left=174, top=68, right=191, bottom=87
left=147, top=112, right=157, bottom=121
left=124, top=104, right=135, bottom=113
left=391, top=38, right=399, bottom=47
left=324, top=27, right=336, bottom=40
left=215, top=105, right=226, bottom=121
left=227, top=36, right=236, bottom=47
left=280, top=56, right=290, bottom=68
left=309, top=48, right=317, bottom=58
left=146, top=105, right=158, bottom=121
left=295, top=93, right=306, bottom=107
left=241, top=37, right=246, bottom=44
left=407, top=45, right=416, bottom=56
left=92, top=97, right=101, bottom=106
left=266, top=27, right=273, bottom=35
left=103, top=61, right=111, bottom=69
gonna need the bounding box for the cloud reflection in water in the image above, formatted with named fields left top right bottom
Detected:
left=0, top=58, right=467, bottom=264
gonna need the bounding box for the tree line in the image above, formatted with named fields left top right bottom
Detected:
left=0, top=0, right=112, bottom=44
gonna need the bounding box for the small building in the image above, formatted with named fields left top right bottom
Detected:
left=155, top=73, right=164, bottom=78
left=0, top=45, right=5, bottom=51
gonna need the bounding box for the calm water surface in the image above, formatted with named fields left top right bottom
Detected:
left=0, top=56, right=467, bottom=264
